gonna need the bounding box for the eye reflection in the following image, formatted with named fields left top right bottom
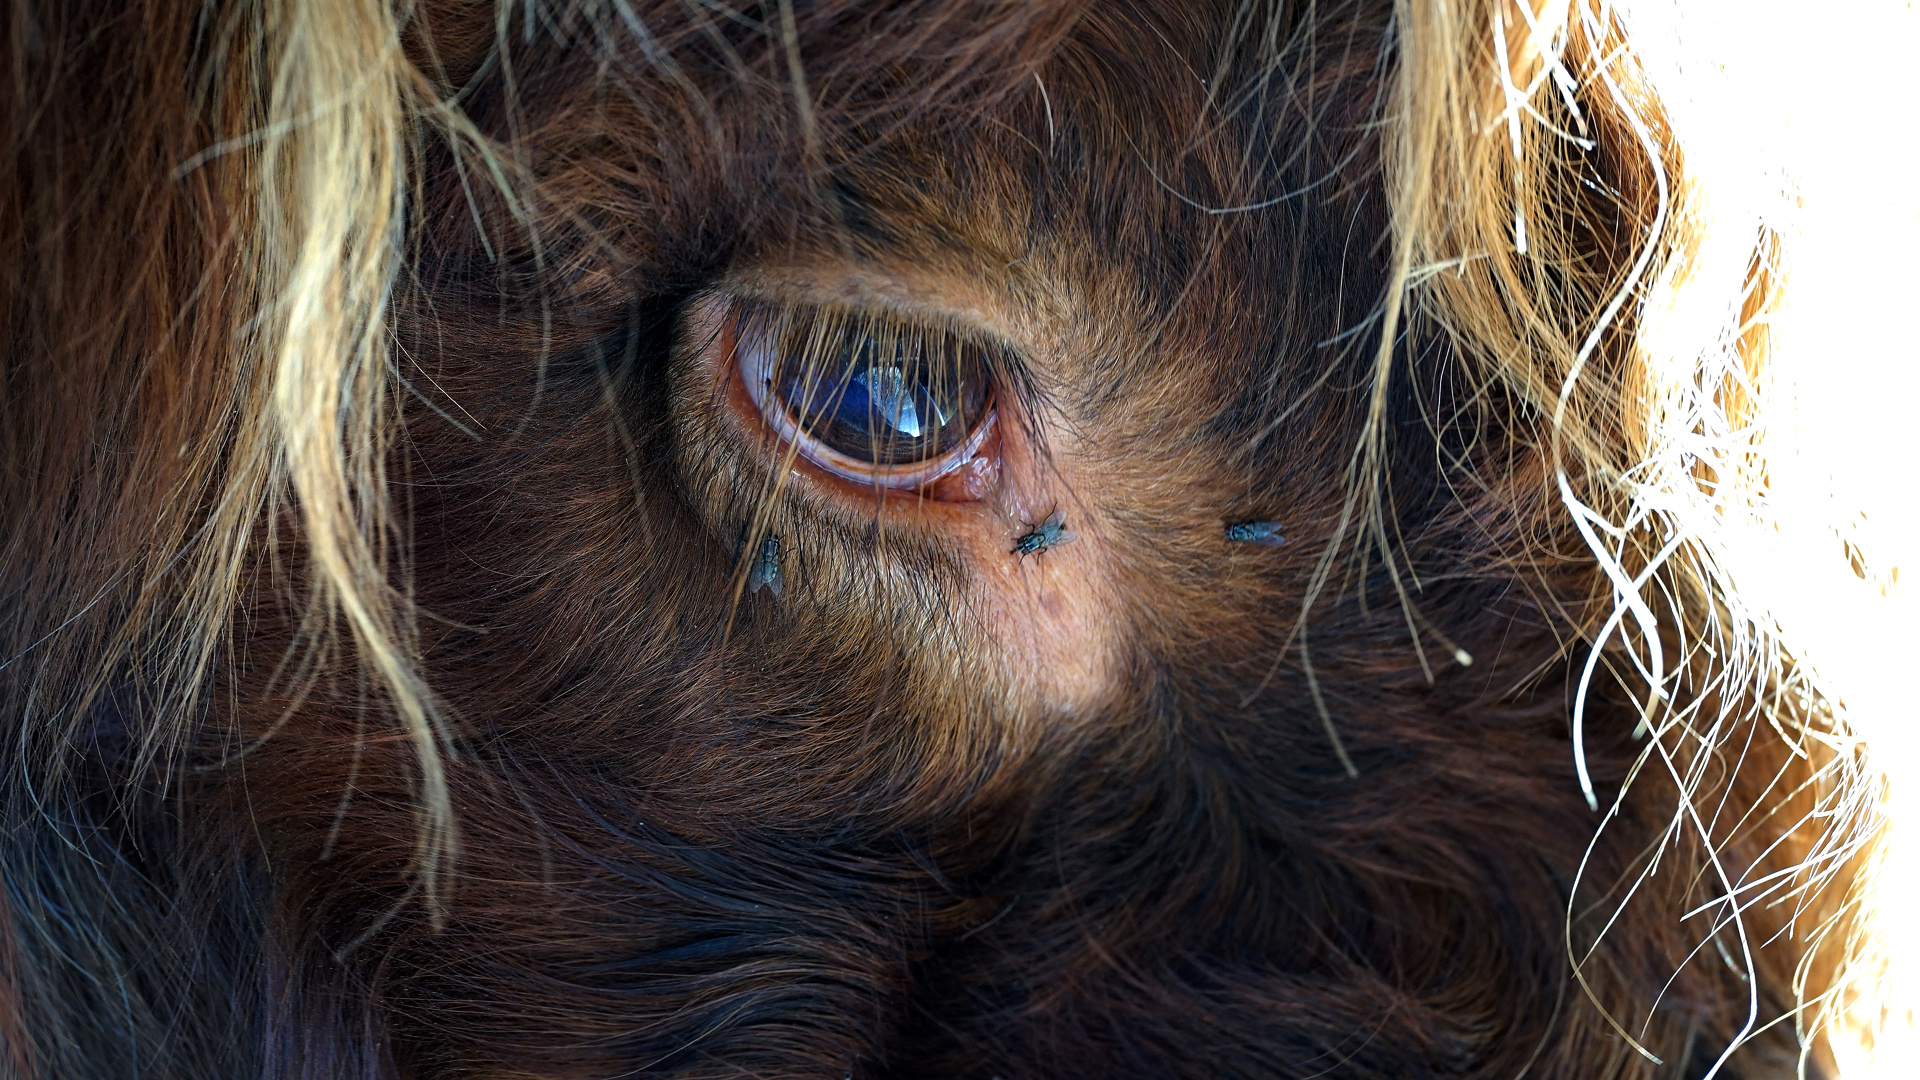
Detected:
left=734, top=300, right=998, bottom=489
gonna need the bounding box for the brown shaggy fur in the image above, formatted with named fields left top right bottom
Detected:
left=0, top=1, right=1846, bottom=1077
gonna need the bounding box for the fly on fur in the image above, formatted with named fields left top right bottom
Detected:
left=747, top=534, right=784, bottom=596
left=1011, top=509, right=1076, bottom=558
left=1225, top=520, right=1286, bottom=547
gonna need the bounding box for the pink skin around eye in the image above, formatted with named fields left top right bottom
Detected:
left=695, top=291, right=1121, bottom=717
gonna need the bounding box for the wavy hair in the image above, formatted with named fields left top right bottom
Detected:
left=1, top=0, right=1906, bottom=1074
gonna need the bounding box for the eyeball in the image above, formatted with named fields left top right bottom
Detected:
left=733, top=302, right=998, bottom=490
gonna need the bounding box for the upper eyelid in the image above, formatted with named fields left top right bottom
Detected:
left=730, top=293, right=1003, bottom=354
left=710, top=270, right=1038, bottom=370
left=722, top=294, right=1045, bottom=428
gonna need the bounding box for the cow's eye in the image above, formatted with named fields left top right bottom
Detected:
left=733, top=300, right=999, bottom=490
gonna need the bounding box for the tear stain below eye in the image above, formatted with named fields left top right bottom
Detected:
left=932, top=449, right=1000, bottom=502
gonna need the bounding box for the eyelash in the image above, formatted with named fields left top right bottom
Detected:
left=729, top=300, right=1003, bottom=491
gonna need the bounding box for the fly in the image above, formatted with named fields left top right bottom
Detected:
left=1011, top=509, right=1076, bottom=558
left=747, top=534, right=784, bottom=596
left=1225, top=520, right=1286, bottom=547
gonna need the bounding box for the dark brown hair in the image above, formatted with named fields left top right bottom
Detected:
left=0, top=1, right=1871, bottom=1077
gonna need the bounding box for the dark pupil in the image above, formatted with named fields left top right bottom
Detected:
left=773, top=328, right=988, bottom=466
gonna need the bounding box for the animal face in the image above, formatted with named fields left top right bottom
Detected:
left=0, top=1, right=1850, bottom=1078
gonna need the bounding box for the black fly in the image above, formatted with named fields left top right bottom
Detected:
left=747, top=534, right=784, bottom=596
left=1225, top=520, right=1286, bottom=547
left=1011, top=509, right=1077, bottom=558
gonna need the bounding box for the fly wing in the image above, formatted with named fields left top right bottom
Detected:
left=748, top=557, right=783, bottom=596
left=1052, top=528, right=1079, bottom=547
left=1227, top=520, right=1286, bottom=546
